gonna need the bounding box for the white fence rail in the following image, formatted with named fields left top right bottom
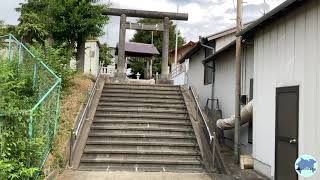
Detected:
left=170, top=63, right=187, bottom=85
left=101, top=67, right=107, bottom=75
left=100, top=65, right=115, bottom=77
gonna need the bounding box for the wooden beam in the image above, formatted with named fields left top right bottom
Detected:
left=103, top=8, right=188, bottom=21
left=126, top=22, right=164, bottom=31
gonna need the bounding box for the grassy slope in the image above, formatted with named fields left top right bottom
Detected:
left=44, top=74, right=93, bottom=175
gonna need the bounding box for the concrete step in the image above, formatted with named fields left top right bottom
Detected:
left=83, top=145, right=200, bottom=155
left=93, top=118, right=191, bottom=125
left=101, top=93, right=182, bottom=100
left=94, top=113, right=189, bottom=120
left=98, top=102, right=186, bottom=109
left=102, top=89, right=181, bottom=95
left=95, top=107, right=187, bottom=114
left=78, top=163, right=204, bottom=172
left=92, top=122, right=191, bottom=129
left=91, top=124, right=193, bottom=132
left=104, top=84, right=180, bottom=91
left=86, top=138, right=198, bottom=147
left=99, top=97, right=184, bottom=104
left=88, top=131, right=196, bottom=139
left=80, top=156, right=201, bottom=165
left=90, top=129, right=194, bottom=136
left=79, top=83, right=204, bottom=173
left=105, top=83, right=180, bottom=87
left=103, top=86, right=180, bottom=92
left=86, top=137, right=197, bottom=144
left=81, top=154, right=201, bottom=161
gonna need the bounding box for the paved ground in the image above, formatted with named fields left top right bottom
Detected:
left=58, top=170, right=217, bottom=180
left=56, top=146, right=270, bottom=180
left=219, top=145, right=269, bottom=180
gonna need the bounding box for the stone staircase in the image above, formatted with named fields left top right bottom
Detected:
left=79, top=83, right=204, bottom=172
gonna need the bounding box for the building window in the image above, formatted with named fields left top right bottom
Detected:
left=204, top=61, right=214, bottom=85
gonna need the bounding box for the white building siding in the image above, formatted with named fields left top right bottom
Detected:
left=188, top=49, right=212, bottom=107
left=84, top=41, right=100, bottom=77
left=253, top=1, right=320, bottom=179
left=214, top=45, right=254, bottom=153
left=214, top=48, right=236, bottom=118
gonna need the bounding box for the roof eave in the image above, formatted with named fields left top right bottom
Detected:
left=178, top=42, right=202, bottom=63
left=202, top=40, right=236, bottom=64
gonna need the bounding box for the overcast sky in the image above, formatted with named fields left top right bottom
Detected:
left=1, top=0, right=285, bottom=47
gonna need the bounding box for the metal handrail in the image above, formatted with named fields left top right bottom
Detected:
left=186, top=72, right=217, bottom=170
left=171, top=66, right=215, bottom=143
left=73, top=67, right=102, bottom=138
left=69, top=67, right=102, bottom=167
left=189, top=86, right=214, bottom=143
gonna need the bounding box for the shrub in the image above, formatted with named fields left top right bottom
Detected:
left=0, top=60, right=39, bottom=179
left=30, top=42, right=75, bottom=90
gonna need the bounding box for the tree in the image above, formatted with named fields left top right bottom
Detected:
left=47, top=0, right=108, bottom=71
left=99, top=43, right=113, bottom=66
left=130, top=18, right=185, bottom=78
left=17, top=0, right=109, bottom=71
left=16, top=0, right=49, bottom=43
left=0, top=21, right=17, bottom=36
left=17, top=12, right=48, bottom=43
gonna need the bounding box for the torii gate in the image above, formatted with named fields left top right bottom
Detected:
left=103, top=8, right=188, bottom=81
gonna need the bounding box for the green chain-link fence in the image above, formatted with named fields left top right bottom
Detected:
left=0, top=34, right=61, bottom=173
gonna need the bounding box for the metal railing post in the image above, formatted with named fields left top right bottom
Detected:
left=18, top=43, right=23, bottom=64
left=69, top=128, right=74, bottom=167
left=33, top=63, right=37, bottom=90
left=212, top=132, right=216, bottom=169
left=54, top=82, right=61, bottom=135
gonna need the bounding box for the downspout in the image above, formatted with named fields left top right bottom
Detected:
left=199, top=36, right=215, bottom=111
left=199, top=36, right=215, bottom=51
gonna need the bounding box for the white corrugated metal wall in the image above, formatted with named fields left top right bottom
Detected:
left=188, top=49, right=213, bottom=107
left=253, top=1, right=320, bottom=179
left=214, top=44, right=254, bottom=153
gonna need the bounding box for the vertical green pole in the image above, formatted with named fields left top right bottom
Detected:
left=0, top=116, right=3, bottom=156
left=27, top=112, right=33, bottom=168
left=18, top=43, right=23, bottom=64
left=28, top=112, right=33, bottom=139
left=8, top=35, right=12, bottom=62
left=33, top=63, right=37, bottom=90
left=53, top=81, right=61, bottom=135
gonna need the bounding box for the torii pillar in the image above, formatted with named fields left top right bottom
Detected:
left=103, top=8, right=188, bottom=82
left=117, top=14, right=127, bottom=80
left=161, top=17, right=170, bottom=80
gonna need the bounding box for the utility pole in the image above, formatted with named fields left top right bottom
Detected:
left=234, top=0, right=242, bottom=164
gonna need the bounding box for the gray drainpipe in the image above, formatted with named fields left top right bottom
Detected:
left=199, top=36, right=215, bottom=113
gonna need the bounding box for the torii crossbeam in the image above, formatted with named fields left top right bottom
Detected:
left=103, top=8, right=188, bottom=81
